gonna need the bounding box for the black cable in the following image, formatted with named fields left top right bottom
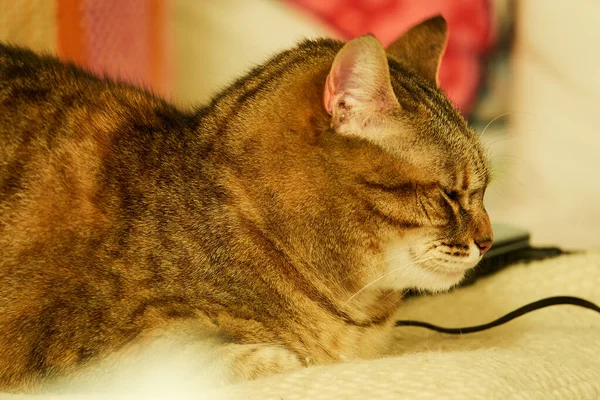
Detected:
left=394, top=296, right=600, bottom=334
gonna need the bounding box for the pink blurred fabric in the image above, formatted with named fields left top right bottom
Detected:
left=286, top=0, right=495, bottom=113
left=81, top=0, right=150, bottom=86
left=56, top=0, right=171, bottom=96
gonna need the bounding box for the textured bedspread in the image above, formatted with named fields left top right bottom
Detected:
left=214, top=250, right=600, bottom=400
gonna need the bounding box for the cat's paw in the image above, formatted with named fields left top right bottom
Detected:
left=226, top=344, right=303, bottom=381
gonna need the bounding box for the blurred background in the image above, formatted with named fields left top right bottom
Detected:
left=1, top=0, right=598, bottom=249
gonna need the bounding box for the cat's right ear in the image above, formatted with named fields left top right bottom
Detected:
left=385, top=15, right=448, bottom=85
left=324, top=35, right=399, bottom=137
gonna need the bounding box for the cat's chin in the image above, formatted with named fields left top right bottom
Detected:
left=405, top=263, right=467, bottom=292
left=379, top=259, right=466, bottom=292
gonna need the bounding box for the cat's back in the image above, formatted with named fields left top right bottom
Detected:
left=0, top=42, right=175, bottom=145
left=1, top=44, right=96, bottom=167
left=0, top=41, right=115, bottom=117
left=0, top=43, right=194, bottom=254
left=0, top=42, right=194, bottom=190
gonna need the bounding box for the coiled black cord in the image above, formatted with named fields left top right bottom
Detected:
left=395, top=296, right=600, bottom=334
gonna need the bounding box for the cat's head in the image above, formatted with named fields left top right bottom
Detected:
left=223, top=16, right=492, bottom=295
left=321, top=16, right=492, bottom=292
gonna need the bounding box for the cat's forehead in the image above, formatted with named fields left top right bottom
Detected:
left=430, top=126, right=490, bottom=189
left=384, top=59, right=490, bottom=188
left=387, top=58, right=465, bottom=127
left=438, top=136, right=491, bottom=190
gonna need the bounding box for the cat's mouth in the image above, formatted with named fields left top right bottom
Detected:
left=380, top=238, right=482, bottom=291
left=409, top=245, right=482, bottom=290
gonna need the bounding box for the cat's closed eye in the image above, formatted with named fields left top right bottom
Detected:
left=439, top=185, right=459, bottom=201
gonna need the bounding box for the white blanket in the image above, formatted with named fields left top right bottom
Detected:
left=213, top=250, right=600, bottom=400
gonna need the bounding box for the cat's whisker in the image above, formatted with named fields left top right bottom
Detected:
left=417, top=260, right=450, bottom=293
left=487, top=185, right=506, bottom=200
left=489, top=154, right=542, bottom=179
left=377, top=283, right=408, bottom=303
left=481, top=133, right=515, bottom=149
left=428, top=258, right=448, bottom=274
left=478, top=113, right=510, bottom=139
left=346, top=237, right=442, bottom=279
left=343, top=256, right=434, bottom=306
left=376, top=237, right=441, bottom=257
left=477, top=110, right=540, bottom=139
left=346, top=250, right=411, bottom=279
left=489, top=154, right=530, bottom=162
left=490, top=169, right=527, bottom=189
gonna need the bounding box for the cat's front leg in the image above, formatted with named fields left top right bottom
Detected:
left=218, top=342, right=304, bottom=381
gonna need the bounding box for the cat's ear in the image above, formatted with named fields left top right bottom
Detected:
left=386, top=15, right=448, bottom=85
left=323, top=34, right=399, bottom=136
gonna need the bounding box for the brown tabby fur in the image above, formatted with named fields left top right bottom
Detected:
left=0, top=16, right=492, bottom=393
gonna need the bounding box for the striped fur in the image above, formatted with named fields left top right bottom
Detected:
left=0, top=16, right=491, bottom=394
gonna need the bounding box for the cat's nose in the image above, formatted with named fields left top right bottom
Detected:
left=475, top=239, right=493, bottom=256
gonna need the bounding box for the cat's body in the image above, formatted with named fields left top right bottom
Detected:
left=0, top=16, right=492, bottom=393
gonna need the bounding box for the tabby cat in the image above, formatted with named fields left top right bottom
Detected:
left=0, top=16, right=492, bottom=394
